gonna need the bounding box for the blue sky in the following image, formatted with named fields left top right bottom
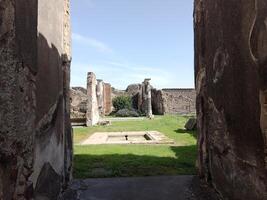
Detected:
left=70, top=0, right=194, bottom=90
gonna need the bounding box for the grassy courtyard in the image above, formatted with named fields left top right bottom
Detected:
left=73, top=115, right=197, bottom=179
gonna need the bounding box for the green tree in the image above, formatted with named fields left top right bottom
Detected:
left=112, top=96, right=132, bottom=111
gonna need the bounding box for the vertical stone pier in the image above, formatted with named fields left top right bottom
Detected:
left=104, top=83, right=112, bottom=115
left=97, top=79, right=105, bottom=116
left=142, top=79, right=153, bottom=118
left=86, top=72, right=99, bottom=126
left=194, top=0, right=267, bottom=199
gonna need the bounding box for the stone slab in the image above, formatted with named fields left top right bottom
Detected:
left=80, top=131, right=174, bottom=145
left=185, top=118, right=197, bottom=131
left=103, top=117, right=145, bottom=121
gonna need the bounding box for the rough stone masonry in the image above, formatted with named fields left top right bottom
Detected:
left=194, top=0, right=267, bottom=199
left=0, top=0, right=72, bottom=199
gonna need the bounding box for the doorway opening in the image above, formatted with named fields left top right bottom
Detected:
left=69, top=0, right=197, bottom=179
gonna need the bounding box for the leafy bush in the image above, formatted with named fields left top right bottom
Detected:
left=112, top=96, right=132, bottom=111
left=115, top=109, right=140, bottom=117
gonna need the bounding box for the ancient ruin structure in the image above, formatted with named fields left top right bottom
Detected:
left=194, top=0, right=267, bottom=199
left=70, top=87, right=87, bottom=119
left=97, top=80, right=105, bottom=116
left=86, top=72, right=100, bottom=126
left=70, top=75, right=112, bottom=126
left=0, top=0, right=72, bottom=199
left=152, top=89, right=196, bottom=115
left=103, top=83, right=112, bottom=115
left=141, top=79, right=153, bottom=118
left=111, top=83, right=196, bottom=115
left=1, top=0, right=267, bottom=199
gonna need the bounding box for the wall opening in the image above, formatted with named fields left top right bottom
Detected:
left=69, top=0, right=197, bottom=180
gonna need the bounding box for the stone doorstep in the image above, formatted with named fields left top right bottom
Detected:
left=80, top=131, right=174, bottom=145
left=103, top=117, right=145, bottom=121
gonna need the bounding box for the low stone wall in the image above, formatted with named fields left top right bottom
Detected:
left=151, top=88, right=196, bottom=115
left=162, top=89, right=196, bottom=115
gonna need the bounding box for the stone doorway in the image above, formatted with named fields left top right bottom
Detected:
left=1, top=0, right=267, bottom=199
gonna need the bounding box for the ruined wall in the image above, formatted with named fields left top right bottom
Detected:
left=111, top=87, right=127, bottom=100
left=151, top=89, right=196, bottom=115
left=194, top=0, right=267, bottom=199
left=161, top=89, right=196, bottom=115
left=70, top=87, right=87, bottom=119
left=151, top=89, right=164, bottom=114
left=97, top=80, right=105, bottom=116
left=104, top=83, right=112, bottom=115
left=0, top=0, right=72, bottom=199
left=70, top=82, right=112, bottom=122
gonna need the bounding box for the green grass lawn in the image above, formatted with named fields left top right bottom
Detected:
left=73, top=115, right=197, bottom=179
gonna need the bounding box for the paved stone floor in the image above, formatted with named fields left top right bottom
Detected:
left=61, top=176, right=220, bottom=200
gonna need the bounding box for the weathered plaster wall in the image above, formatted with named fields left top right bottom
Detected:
left=194, top=0, right=267, bottom=199
left=0, top=0, right=72, bottom=199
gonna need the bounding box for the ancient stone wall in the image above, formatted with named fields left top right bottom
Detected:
left=0, top=0, right=72, bottom=199
left=104, top=83, right=112, bottom=115
left=161, top=89, right=196, bottom=115
left=70, top=82, right=112, bottom=123
left=194, top=0, right=267, bottom=199
left=140, top=79, right=153, bottom=118
left=151, top=88, right=196, bottom=115
left=111, top=83, right=196, bottom=115
left=111, top=87, right=127, bottom=100
left=96, top=80, right=105, bottom=116
left=70, top=87, right=87, bottom=119
left=151, top=89, right=165, bottom=115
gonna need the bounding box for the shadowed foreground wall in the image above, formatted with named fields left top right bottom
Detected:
left=194, top=0, right=267, bottom=199
left=0, top=0, right=72, bottom=199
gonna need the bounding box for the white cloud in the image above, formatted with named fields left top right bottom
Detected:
left=72, top=33, right=113, bottom=53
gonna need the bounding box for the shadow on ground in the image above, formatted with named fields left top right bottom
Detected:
left=74, top=145, right=197, bottom=179
left=175, top=128, right=197, bottom=139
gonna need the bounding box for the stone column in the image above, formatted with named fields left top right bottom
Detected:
left=194, top=0, right=267, bottom=199
left=104, top=83, right=112, bottom=115
left=142, top=79, right=153, bottom=118
left=97, top=79, right=105, bottom=116
left=86, top=72, right=99, bottom=126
